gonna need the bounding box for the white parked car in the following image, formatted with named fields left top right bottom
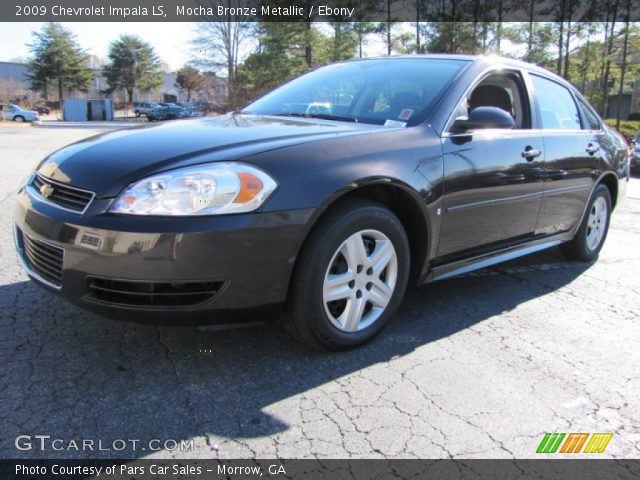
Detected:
left=2, top=104, right=39, bottom=122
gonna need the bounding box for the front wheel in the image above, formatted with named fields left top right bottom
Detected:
left=560, top=184, right=612, bottom=262
left=285, top=199, right=410, bottom=350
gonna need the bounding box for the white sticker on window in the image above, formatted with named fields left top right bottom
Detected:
left=384, top=120, right=407, bottom=128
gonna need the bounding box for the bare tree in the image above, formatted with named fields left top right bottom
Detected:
left=191, top=1, right=255, bottom=105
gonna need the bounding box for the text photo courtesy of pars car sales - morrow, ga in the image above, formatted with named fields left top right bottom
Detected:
left=1, top=1, right=639, bottom=479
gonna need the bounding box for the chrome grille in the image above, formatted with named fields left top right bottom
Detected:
left=31, top=174, right=94, bottom=213
left=16, top=228, right=64, bottom=287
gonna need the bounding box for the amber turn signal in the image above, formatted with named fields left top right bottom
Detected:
left=234, top=173, right=264, bottom=203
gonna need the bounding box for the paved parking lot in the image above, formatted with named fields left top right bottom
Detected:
left=1, top=124, right=639, bottom=459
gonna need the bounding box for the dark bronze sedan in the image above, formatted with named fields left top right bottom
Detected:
left=14, top=55, right=629, bottom=350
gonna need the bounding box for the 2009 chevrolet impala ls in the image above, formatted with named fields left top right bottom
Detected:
left=15, top=55, right=630, bottom=350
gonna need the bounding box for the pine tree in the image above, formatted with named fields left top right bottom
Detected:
left=103, top=35, right=164, bottom=105
left=26, top=23, right=93, bottom=106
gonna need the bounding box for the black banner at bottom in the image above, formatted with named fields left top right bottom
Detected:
left=2, top=459, right=640, bottom=480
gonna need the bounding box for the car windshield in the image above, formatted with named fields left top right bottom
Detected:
left=245, top=58, right=469, bottom=126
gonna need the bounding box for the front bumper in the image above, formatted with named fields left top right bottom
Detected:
left=14, top=187, right=315, bottom=323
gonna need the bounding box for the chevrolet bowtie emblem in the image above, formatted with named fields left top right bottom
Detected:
left=40, top=183, right=54, bottom=198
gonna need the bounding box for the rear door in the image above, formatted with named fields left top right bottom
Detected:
left=528, top=74, right=599, bottom=236
left=437, top=70, right=544, bottom=260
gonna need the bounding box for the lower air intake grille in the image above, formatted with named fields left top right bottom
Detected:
left=85, top=277, right=224, bottom=308
left=17, top=228, right=64, bottom=287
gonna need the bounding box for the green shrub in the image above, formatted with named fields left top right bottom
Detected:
left=604, top=119, right=640, bottom=141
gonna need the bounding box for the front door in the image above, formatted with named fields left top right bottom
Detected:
left=437, top=71, right=544, bottom=260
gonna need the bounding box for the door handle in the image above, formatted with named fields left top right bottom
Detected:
left=521, top=146, right=542, bottom=161
left=586, top=143, right=600, bottom=155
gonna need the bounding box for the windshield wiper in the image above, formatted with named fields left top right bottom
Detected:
left=274, top=112, right=358, bottom=123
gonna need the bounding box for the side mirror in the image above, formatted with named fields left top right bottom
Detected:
left=453, top=106, right=516, bottom=131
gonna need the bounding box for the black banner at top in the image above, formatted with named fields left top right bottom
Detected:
left=2, top=0, right=639, bottom=22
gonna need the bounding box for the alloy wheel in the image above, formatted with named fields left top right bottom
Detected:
left=586, top=196, right=608, bottom=251
left=322, top=229, right=398, bottom=332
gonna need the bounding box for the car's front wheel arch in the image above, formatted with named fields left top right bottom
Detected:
left=289, top=182, right=431, bottom=297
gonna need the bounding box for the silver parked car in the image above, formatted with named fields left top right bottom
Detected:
left=2, top=104, right=39, bottom=122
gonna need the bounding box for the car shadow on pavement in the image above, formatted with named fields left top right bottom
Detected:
left=0, top=247, right=592, bottom=458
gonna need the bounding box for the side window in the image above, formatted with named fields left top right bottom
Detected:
left=465, top=72, right=530, bottom=129
left=577, top=98, right=601, bottom=130
left=531, top=75, right=581, bottom=130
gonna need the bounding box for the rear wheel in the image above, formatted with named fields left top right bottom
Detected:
left=285, top=199, right=410, bottom=350
left=13, top=115, right=25, bottom=122
left=560, top=184, right=611, bottom=262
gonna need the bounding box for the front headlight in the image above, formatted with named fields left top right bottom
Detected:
left=109, top=162, right=277, bottom=216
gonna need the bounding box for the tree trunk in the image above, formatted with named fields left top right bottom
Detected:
left=387, top=0, right=392, bottom=55
left=563, top=20, right=571, bottom=80
left=527, top=0, right=534, bottom=58
left=615, top=0, right=631, bottom=130
left=472, top=0, right=479, bottom=54
left=227, top=47, right=234, bottom=85
left=187, top=89, right=191, bottom=103
left=416, top=1, right=421, bottom=53
left=337, top=23, right=345, bottom=61
left=557, top=20, right=564, bottom=75
left=495, top=0, right=503, bottom=55
left=481, top=22, right=488, bottom=54
left=450, top=0, right=456, bottom=52
left=306, top=31, right=313, bottom=65
left=581, top=28, right=592, bottom=92
left=602, top=3, right=619, bottom=118
left=57, top=79, right=63, bottom=111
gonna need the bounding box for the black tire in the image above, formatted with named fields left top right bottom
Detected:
left=135, top=111, right=141, bottom=117
left=284, top=198, right=410, bottom=351
left=13, top=115, right=25, bottom=122
left=560, top=184, right=612, bottom=262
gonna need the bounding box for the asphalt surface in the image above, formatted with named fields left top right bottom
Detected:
left=1, top=124, right=639, bottom=460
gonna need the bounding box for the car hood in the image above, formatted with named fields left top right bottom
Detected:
left=36, top=113, right=388, bottom=198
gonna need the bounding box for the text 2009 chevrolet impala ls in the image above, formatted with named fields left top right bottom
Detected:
left=15, top=55, right=629, bottom=350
